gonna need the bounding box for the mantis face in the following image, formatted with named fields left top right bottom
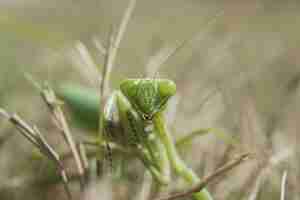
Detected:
left=120, top=79, right=176, bottom=120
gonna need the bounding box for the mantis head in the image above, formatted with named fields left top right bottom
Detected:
left=120, top=79, right=176, bottom=120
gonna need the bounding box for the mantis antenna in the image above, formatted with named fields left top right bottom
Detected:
left=153, top=70, right=160, bottom=80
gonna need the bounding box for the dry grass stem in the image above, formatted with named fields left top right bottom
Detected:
left=248, top=148, right=293, bottom=200
left=100, top=0, right=136, bottom=98
left=41, top=85, right=86, bottom=189
left=93, top=37, right=107, bottom=56
left=146, top=10, right=224, bottom=78
left=74, top=41, right=102, bottom=86
left=280, top=170, right=288, bottom=200
left=0, top=108, right=72, bottom=199
left=156, top=153, right=251, bottom=200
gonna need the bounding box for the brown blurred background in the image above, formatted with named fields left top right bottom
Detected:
left=0, top=0, right=300, bottom=199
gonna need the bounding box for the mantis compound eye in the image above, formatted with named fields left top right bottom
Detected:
left=142, top=113, right=152, bottom=121
left=120, top=78, right=176, bottom=118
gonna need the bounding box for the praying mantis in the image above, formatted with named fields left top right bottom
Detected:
left=58, top=78, right=213, bottom=200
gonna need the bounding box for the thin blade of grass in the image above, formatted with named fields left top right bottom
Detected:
left=75, top=41, right=102, bottom=86
left=100, top=0, right=136, bottom=97
left=93, top=36, right=107, bottom=56
left=146, top=10, right=224, bottom=77
left=114, top=0, right=136, bottom=56
left=0, top=108, right=11, bottom=119
left=176, top=128, right=212, bottom=148
left=78, top=142, right=90, bottom=171
left=97, top=27, right=115, bottom=175
left=24, top=73, right=43, bottom=91
left=280, top=170, right=288, bottom=200
left=10, top=114, right=41, bottom=148
left=145, top=41, right=187, bottom=77
left=32, top=126, right=73, bottom=200
left=176, top=128, right=239, bottom=150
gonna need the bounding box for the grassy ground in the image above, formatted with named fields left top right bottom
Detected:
left=0, top=0, right=300, bottom=199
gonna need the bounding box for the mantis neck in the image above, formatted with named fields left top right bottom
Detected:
left=153, top=112, right=213, bottom=200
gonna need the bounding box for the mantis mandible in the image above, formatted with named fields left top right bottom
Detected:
left=58, top=78, right=213, bottom=200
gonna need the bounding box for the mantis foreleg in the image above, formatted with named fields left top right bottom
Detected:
left=153, top=112, right=213, bottom=200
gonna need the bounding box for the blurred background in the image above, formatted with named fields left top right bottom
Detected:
left=0, top=0, right=300, bottom=199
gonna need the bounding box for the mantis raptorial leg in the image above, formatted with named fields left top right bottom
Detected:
left=153, top=112, right=213, bottom=200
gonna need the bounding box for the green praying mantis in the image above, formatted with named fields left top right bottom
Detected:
left=58, top=78, right=213, bottom=200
